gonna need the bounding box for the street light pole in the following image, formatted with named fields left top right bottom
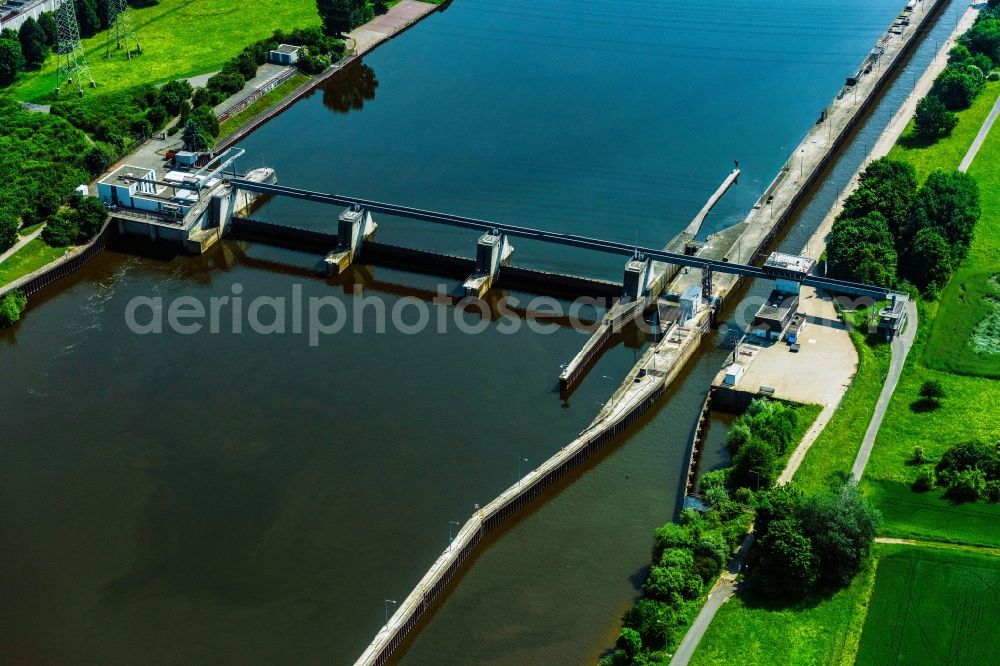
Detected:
left=517, top=456, right=528, bottom=485
left=384, top=599, right=397, bottom=626
left=799, top=149, right=805, bottom=180
left=449, top=520, right=460, bottom=547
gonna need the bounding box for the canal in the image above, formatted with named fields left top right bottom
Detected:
left=0, top=0, right=965, bottom=663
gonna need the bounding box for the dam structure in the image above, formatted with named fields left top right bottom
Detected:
left=55, top=1, right=945, bottom=663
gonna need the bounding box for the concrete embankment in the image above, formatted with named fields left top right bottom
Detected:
left=354, top=310, right=710, bottom=666
left=0, top=220, right=120, bottom=300
left=671, top=0, right=948, bottom=500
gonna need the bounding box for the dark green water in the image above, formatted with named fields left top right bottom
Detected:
left=0, top=0, right=965, bottom=662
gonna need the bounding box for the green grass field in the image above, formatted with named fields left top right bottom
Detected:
left=0, top=238, right=66, bottom=286
left=862, top=479, right=1000, bottom=548
left=217, top=73, right=310, bottom=139
left=887, top=81, right=1000, bottom=184
left=862, top=79, right=1000, bottom=543
left=793, top=330, right=891, bottom=493
left=856, top=544, right=1000, bottom=666
left=920, top=116, right=1000, bottom=378
left=8, top=0, right=322, bottom=100
left=690, top=556, right=877, bottom=666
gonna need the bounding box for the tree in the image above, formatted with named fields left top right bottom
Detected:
left=729, top=437, right=778, bottom=491
left=0, top=37, right=25, bottom=85
left=910, top=169, right=980, bottom=263
left=18, top=17, right=47, bottom=69
left=749, top=518, right=817, bottom=598
left=75, top=0, right=101, bottom=38
left=37, top=12, right=58, bottom=47
left=959, top=17, right=1000, bottom=64
left=931, top=64, right=985, bottom=110
left=0, top=289, right=27, bottom=327
left=374, top=0, right=388, bottom=14
left=905, top=228, right=952, bottom=292
left=840, top=158, right=917, bottom=245
left=949, top=468, right=987, bottom=501
left=615, top=628, right=642, bottom=661
left=914, top=95, right=958, bottom=140
left=190, top=104, right=219, bottom=137
left=825, top=211, right=898, bottom=286
left=797, top=484, right=880, bottom=587
left=913, top=446, right=926, bottom=464
left=0, top=207, right=18, bottom=251
left=182, top=120, right=212, bottom=151
left=316, top=0, right=372, bottom=35
left=919, top=379, right=945, bottom=406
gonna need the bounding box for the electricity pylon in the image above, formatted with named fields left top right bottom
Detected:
left=55, top=0, right=95, bottom=96
left=106, top=0, right=141, bottom=59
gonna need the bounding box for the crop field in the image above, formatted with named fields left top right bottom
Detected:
left=856, top=544, right=1000, bottom=666
left=8, top=0, right=321, bottom=100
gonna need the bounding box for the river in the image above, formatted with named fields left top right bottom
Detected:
left=0, top=0, right=964, bottom=663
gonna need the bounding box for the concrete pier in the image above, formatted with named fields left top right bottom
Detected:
left=325, top=206, right=378, bottom=275
left=462, top=232, right=513, bottom=297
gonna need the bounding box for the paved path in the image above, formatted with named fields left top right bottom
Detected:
left=669, top=533, right=755, bottom=666
left=875, top=536, right=1000, bottom=556
left=959, top=88, right=1000, bottom=172
left=850, top=299, right=918, bottom=481
left=0, top=225, right=44, bottom=265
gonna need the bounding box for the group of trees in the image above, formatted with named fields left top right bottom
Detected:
left=605, top=397, right=882, bottom=663
left=0, top=98, right=93, bottom=252
left=725, top=398, right=800, bottom=490
left=748, top=482, right=880, bottom=599
left=913, top=6, right=1000, bottom=139
left=825, top=157, right=980, bottom=293
left=915, top=441, right=1000, bottom=501
left=603, top=497, right=753, bottom=665
left=316, top=0, right=376, bottom=35
left=0, top=13, right=57, bottom=85
left=42, top=193, right=108, bottom=246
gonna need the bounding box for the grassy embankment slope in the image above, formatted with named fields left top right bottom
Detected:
left=863, top=82, right=1000, bottom=548
left=689, top=78, right=1000, bottom=666
left=7, top=0, right=322, bottom=101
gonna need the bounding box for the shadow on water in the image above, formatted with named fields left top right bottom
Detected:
left=321, top=61, right=379, bottom=114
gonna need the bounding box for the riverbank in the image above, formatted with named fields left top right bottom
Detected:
left=216, top=0, right=442, bottom=150
left=684, top=2, right=1000, bottom=663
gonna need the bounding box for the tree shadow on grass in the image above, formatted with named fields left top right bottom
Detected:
left=909, top=398, right=941, bottom=413
left=732, top=579, right=841, bottom=613
left=897, top=132, right=938, bottom=150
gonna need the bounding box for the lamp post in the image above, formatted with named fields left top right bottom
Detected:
left=449, top=520, right=460, bottom=547
left=384, top=599, right=397, bottom=626
left=517, top=456, right=528, bottom=485
left=799, top=149, right=805, bottom=180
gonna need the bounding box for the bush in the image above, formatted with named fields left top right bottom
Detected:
left=913, top=446, right=926, bottom=464
left=913, top=467, right=935, bottom=492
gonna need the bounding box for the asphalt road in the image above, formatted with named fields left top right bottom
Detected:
left=850, top=299, right=918, bottom=481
